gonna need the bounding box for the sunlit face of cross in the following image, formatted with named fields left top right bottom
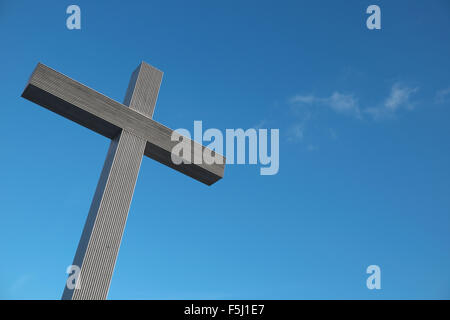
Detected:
left=22, top=62, right=224, bottom=299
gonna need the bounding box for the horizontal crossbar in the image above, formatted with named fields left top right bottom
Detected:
left=22, top=63, right=225, bottom=185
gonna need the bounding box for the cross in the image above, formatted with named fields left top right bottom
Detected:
left=22, top=62, right=225, bottom=300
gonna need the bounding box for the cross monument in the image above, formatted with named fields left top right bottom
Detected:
left=21, top=62, right=225, bottom=300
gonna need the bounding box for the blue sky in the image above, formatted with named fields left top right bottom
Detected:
left=0, top=0, right=449, bottom=299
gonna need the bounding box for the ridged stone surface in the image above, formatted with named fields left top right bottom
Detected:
left=22, top=61, right=226, bottom=300
left=62, top=63, right=160, bottom=300
left=22, top=63, right=225, bottom=185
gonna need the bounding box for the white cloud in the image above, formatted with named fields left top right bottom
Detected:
left=290, top=91, right=360, bottom=118
left=287, top=123, right=305, bottom=142
left=9, top=274, right=32, bottom=297
left=287, top=82, right=420, bottom=144
left=328, top=92, right=360, bottom=116
left=253, top=120, right=266, bottom=130
left=436, top=87, right=450, bottom=104
left=290, top=83, right=419, bottom=121
left=290, top=94, right=316, bottom=104
left=365, top=83, right=418, bottom=119
left=329, top=128, right=338, bottom=140
left=307, top=144, right=318, bottom=151
left=384, top=83, right=418, bottom=111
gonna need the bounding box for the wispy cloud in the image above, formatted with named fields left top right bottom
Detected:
left=290, top=82, right=419, bottom=121
left=329, top=128, right=338, bottom=140
left=290, top=94, right=316, bottom=104
left=253, top=120, right=267, bottom=130
left=435, top=87, right=450, bottom=104
left=287, top=123, right=305, bottom=142
left=384, top=83, right=418, bottom=111
left=288, top=91, right=359, bottom=144
left=286, top=108, right=311, bottom=143
left=307, top=144, right=319, bottom=151
left=365, top=83, right=419, bottom=119
left=290, top=91, right=361, bottom=118
left=287, top=82, right=420, bottom=144
left=328, top=92, right=360, bottom=117
left=9, top=274, right=32, bottom=297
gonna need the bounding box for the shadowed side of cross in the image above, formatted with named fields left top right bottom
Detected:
left=21, top=62, right=225, bottom=300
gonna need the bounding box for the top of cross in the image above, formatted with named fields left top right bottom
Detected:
left=22, top=62, right=225, bottom=185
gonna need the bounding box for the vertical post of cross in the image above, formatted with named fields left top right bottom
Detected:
left=62, top=63, right=163, bottom=300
